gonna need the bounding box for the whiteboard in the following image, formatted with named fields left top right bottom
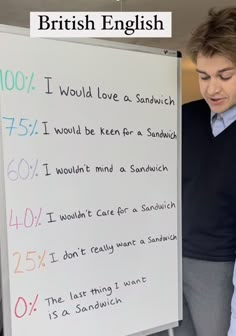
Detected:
left=0, top=25, right=182, bottom=336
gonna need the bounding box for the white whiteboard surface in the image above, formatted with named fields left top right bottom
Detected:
left=0, top=25, right=182, bottom=336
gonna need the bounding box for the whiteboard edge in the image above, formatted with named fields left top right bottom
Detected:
left=0, top=24, right=180, bottom=57
left=177, top=54, right=183, bottom=322
left=0, top=100, right=12, bottom=336
left=128, top=321, right=178, bottom=336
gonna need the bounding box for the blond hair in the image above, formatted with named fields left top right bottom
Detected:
left=186, top=7, right=236, bottom=64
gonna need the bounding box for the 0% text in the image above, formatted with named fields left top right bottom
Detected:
left=14, top=294, right=39, bottom=319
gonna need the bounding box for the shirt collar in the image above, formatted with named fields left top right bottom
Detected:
left=211, top=105, right=236, bottom=128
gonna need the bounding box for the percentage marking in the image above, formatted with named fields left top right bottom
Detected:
left=35, top=207, right=42, bottom=226
left=27, top=72, right=35, bottom=93
left=30, top=159, right=39, bottom=179
left=9, top=208, right=42, bottom=229
left=7, top=159, right=39, bottom=181
left=29, top=295, right=39, bottom=314
left=14, top=294, right=39, bottom=318
left=38, top=250, right=46, bottom=268
left=29, top=120, right=38, bottom=135
left=13, top=251, right=47, bottom=273
left=0, top=70, right=36, bottom=93
left=2, top=117, right=38, bottom=136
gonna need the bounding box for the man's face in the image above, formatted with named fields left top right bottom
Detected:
left=196, top=53, right=236, bottom=113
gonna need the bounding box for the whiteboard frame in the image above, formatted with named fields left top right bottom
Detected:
left=0, top=24, right=182, bottom=336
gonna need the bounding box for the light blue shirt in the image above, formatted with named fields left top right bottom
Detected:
left=211, top=106, right=236, bottom=136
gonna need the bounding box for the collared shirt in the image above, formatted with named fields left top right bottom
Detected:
left=211, top=106, right=236, bottom=137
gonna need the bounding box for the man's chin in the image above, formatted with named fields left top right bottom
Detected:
left=207, top=101, right=227, bottom=114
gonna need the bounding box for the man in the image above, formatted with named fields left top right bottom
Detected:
left=174, top=6, right=236, bottom=336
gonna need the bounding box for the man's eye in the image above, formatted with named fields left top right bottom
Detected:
left=220, top=76, right=231, bottom=80
left=200, top=77, right=209, bottom=80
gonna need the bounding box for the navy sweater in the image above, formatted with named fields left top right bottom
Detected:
left=182, top=99, right=236, bottom=261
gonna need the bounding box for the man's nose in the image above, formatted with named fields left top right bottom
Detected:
left=207, top=79, right=221, bottom=95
